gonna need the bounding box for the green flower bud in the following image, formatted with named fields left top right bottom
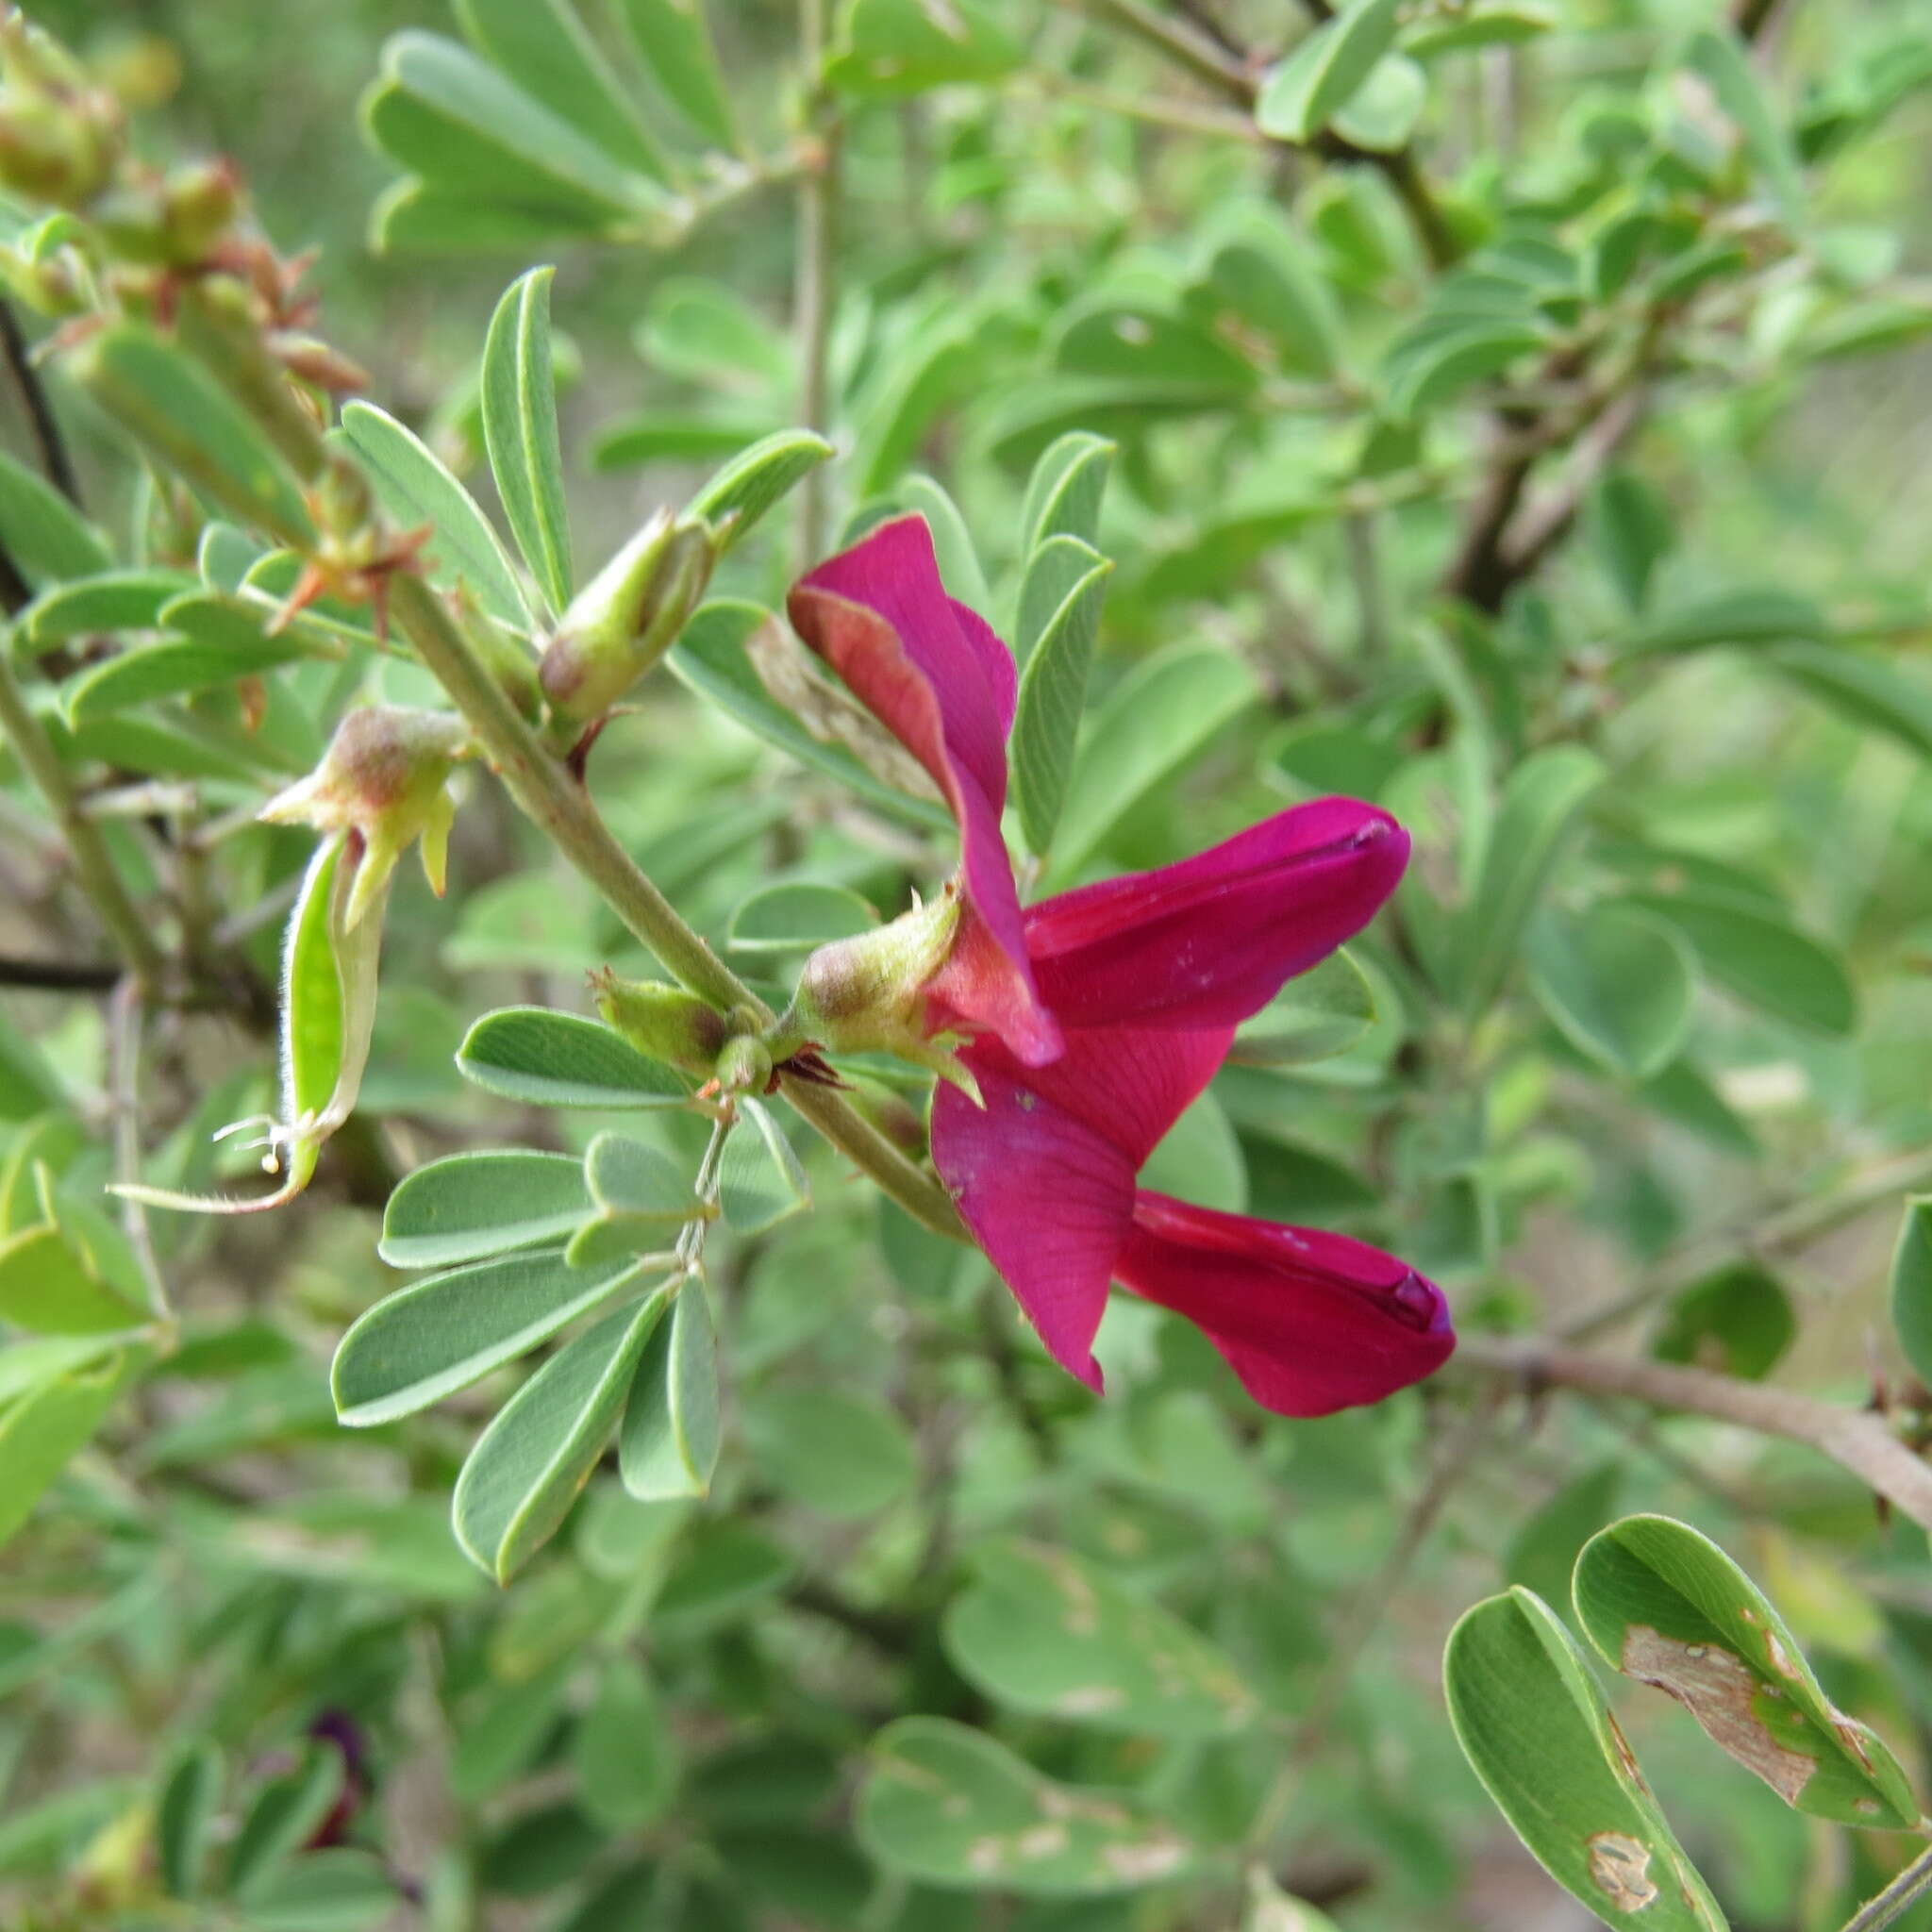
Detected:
left=0, top=16, right=117, bottom=207
left=715, top=1034, right=774, bottom=1094
left=538, top=509, right=717, bottom=725
left=258, top=707, right=471, bottom=931
left=777, top=888, right=976, bottom=1096
left=592, top=971, right=730, bottom=1075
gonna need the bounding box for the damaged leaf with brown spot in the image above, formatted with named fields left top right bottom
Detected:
left=856, top=1716, right=1196, bottom=1894
left=941, top=1540, right=1258, bottom=1739
left=1573, top=1513, right=1918, bottom=1829
left=1445, top=1587, right=1729, bottom=1930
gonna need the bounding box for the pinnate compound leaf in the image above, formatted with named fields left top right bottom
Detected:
left=617, top=1283, right=719, bottom=1501
left=1012, top=540, right=1111, bottom=857
left=943, top=1541, right=1257, bottom=1738
left=339, top=401, right=529, bottom=627
left=1256, top=0, right=1405, bottom=142
left=0, top=450, right=111, bottom=586
left=332, top=1249, right=649, bottom=1426
left=481, top=267, right=574, bottom=617
left=379, top=1151, right=592, bottom=1270
left=453, top=1292, right=671, bottom=1581
left=858, top=1718, right=1196, bottom=1894
left=456, top=1008, right=691, bottom=1108
left=1457, top=747, right=1605, bottom=1012
left=1890, top=1196, right=1932, bottom=1391
left=1525, top=903, right=1694, bottom=1079
left=1048, top=645, right=1258, bottom=882
left=1572, top=1515, right=1917, bottom=1827
left=1443, top=1588, right=1729, bottom=1930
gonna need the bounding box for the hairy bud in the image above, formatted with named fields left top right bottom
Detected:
left=259, top=706, right=470, bottom=931
left=538, top=509, right=716, bottom=725
left=592, top=971, right=730, bottom=1075
left=777, top=889, right=976, bottom=1095
left=0, top=15, right=118, bottom=207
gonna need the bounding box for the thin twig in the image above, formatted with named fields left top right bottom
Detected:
left=1565, top=1142, right=1932, bottom=1341
left=106, top=977, right=171, bottom=1324
left=0, top=645, right=166, bottom=987
left=1842, top=1843, right=1932, bottom=1932
left=1458, top=1337, right=1932, bottom=1533
left=0, top=954, right=122, bottom=991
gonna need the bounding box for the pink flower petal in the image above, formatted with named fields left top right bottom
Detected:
left=790, top=515, right=1057, bottom=1063
left=931, top=1026, right=1230, bottom=1386
left=1023, top=800, right=1408, bottom=1031
left=1118, top=1191, right=1454, bottom=1416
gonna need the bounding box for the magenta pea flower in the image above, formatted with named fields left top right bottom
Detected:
left=924, top=814, right=1452, bottom=1415
left=782, top=520, right=1454, bottom=1415
left=789, top=513, right=1060, bottom=1066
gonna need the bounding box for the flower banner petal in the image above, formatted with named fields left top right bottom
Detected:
left=1024, top=800, right=1407, bottom=1032
left=790, top=515, right=1056, bottom=1062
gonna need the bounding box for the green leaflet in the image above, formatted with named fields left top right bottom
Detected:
left=1444, top=1589, right=1729, bottom=1930
left=453, top=1291, right=672, bottom=1580
left=617, top=1282, right=721, bottom=1501
left=1573, top=1516, right=1918, bottom=1828
left=481, top=267, right=574, bottom=617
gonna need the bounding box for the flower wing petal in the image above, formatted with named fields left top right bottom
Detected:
left=1024, top=799, right=1408, bottom=1031
left=931, top=1026, right=1230, bottom=1388
left=1119, top=1191, right=1454, bottom=1416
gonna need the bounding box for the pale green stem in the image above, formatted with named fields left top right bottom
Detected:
left=1843, top=1842, right=1932, bottom=1932
left=0, top=642, right=166, bottom=987
left=387, top=574, right=964, bottom=1240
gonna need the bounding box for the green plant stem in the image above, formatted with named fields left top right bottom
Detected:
left=0, top=645, right=166, bottom=988
left=794, top=0, right=840, bottom=566
left=1457, top=1336, right=1932, bottom=1534
left=388, top=573, right=964, bottom=1240
left=1843, top=1844, right=1932, bottom=1932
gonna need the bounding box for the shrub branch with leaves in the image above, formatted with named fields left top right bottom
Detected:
left=3, top=0, right=1932, bottom=1927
